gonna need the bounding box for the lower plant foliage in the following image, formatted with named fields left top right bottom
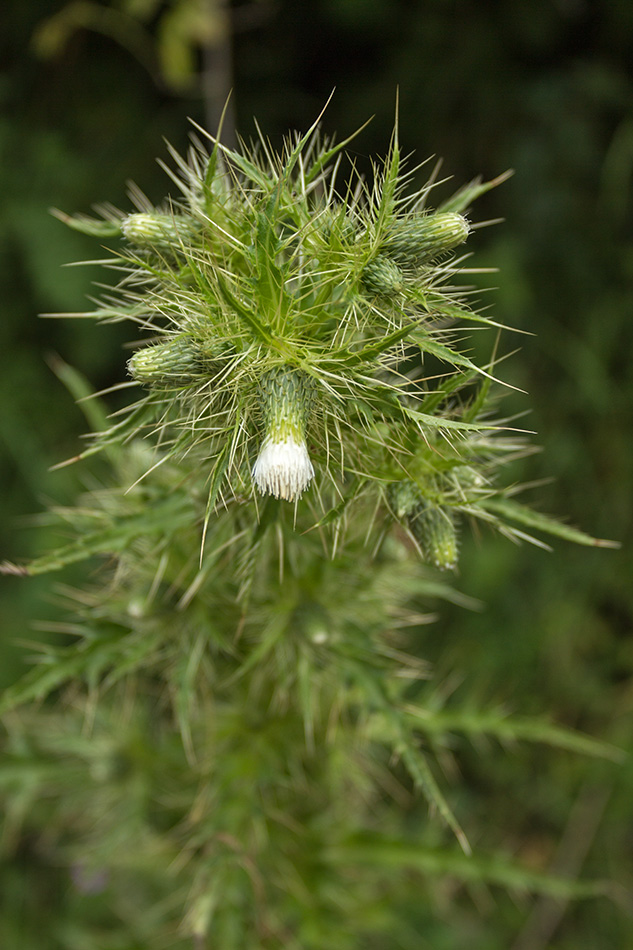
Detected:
left=0, top=108, right=622, bottom=948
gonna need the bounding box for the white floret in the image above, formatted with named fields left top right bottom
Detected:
left=252, top=435, right=314, bottom=501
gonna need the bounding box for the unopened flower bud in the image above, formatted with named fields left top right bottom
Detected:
left=128, top=336, right=204, bottom=386
left=387, top=479, right=421, bottom=520
left=361, top=255, right=404, bottom=297
left=450, top=464, right=486, bottom=500
left=381, top=212, right=469, bottom=266
left=408, top=501, right=459, bottom=571
left=121, top=212, right=201, bottom=249
left=252, top=367, right=315, bottom=501
left=320, top=211, right=357, bottom=247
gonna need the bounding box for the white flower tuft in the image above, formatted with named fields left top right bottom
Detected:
left=252, top=435, right=315, bottom=501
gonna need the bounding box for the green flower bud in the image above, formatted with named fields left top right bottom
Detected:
left=252, top=367, right=315, bottom=501
left=452, top=464, right=484, bottom=487
left=408, top=501, right=459, bottom=571
left=128, top=336, right=204, bottom=386
left=381, top=212, right=469, bottom=266
left=320, top=211, right=357, bottom=247
left=387, top=479, right=421, bottom=520
left=450, top=464, right=486, bottom=499
left=361, top=254, right=404, bottom=297
left=121, top=212, right=202, bottom=250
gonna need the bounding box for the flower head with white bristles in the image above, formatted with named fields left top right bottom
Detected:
left=252, top=434, right=314, bottom=501
left=252, top=366, right=315, bottom=502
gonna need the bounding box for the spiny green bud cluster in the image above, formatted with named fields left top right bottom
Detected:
left=320, top=211, right=357, bottom=247
left=257, top=365, right=314, bottom=440
left=409, top=501, right=459, bottom=571
left=252, top=366, right=315, bottom=501
left=387, top=478, right=422, bottom=520
left=449, top=463, right=487, bottom=501
left=381, top=211, right=470, bottom=266
left=388, top=479, right=458, bottom=570
left=128, top=335, right=204, bottom=385
left=49, top=116, right=585, bottom=559
left=361, top=254, right=405, bottom=297
left=121, top=211, right=202, bottom=249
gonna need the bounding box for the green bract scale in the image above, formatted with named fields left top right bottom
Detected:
left=50, top=111, right=603, bottom=570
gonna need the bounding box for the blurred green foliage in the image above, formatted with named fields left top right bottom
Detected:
left=1, top=0, right=632, bottom=947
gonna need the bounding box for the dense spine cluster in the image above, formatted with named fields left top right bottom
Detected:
left=39, top=118, right=598, bottom=564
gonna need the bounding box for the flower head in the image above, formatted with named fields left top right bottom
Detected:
left=252, top=366, right=315, bottom=501
left=252, top=434, right=314, bottom=501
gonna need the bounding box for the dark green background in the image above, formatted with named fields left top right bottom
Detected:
left=1, top=1, right=632, bottom=946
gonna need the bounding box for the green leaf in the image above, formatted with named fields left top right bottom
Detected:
left=48, top=355, right=111, bottom=435
left=343, top=655, right=469, bottom=852
left=157, top=0, right=215, bottom=90
left=439, top=170, right=514, bottom=214
left=302, top=116, right=373, bottom=187
left=50, top=208, right=122, bottom=238
left=418, top=367, right=479, bottom=416
left=19, top=493, right=194, bottom=576
left=397, top=743, right=471, bottom=855
left=215, top=143, right=274, bottom=193
left=254, top=200, right=289, bottom=327
left=480, top=497, right=620, bottom=548
left=330, top=835, right=611, bottom=900
left=461, top=376, right=492, bottom=423
left=0, top=652, right=89, bottom=714
left=274, top=93, right=339, bottom=187
left=52, top=398, right=164, bottom=469
left=403, top=405, right=495, bottom=434
left=311, top=477, right=368, bottom=529
left=328, top=322, right=415, bottom=367
left=426, top=298, right=511, bottom=331
left=373, top=129, right=402, bottom=234
left=172, top=630, right=208, bottom=760
left=32, top=0, right=157, bottom=78
left=215, top=271, right=275, bottom=344
left=200, top=439, right=233, bottom=557
left=0, top=624, right=168, bottom=714
left=407, top=706, right=625, bottom=762
left=411, top=329, right=508, bottom=387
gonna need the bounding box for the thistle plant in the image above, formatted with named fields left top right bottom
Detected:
left=0, top=110, right=621, bottom=948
